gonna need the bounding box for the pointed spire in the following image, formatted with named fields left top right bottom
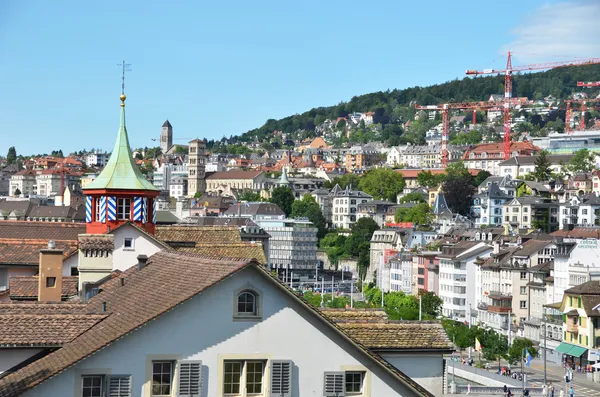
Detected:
left=278, top=166, right=290, bottom=186
left=83, top=94, right=158, bottom=191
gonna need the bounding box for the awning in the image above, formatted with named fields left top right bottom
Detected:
left=556, top=342, right=574, bottom=354
left=555, top=342, right=588, bottom=357
left=569, top=345, right=588, bottom=358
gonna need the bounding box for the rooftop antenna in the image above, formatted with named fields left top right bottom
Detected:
left=117, top=60, right=132, bottom=95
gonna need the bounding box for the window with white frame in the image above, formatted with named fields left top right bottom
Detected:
left=95, top=198, right=102, bottom=222
left=223, top=360, right=265, bottom=395
left=123, top=237, right=134, bottom=250
left=152, top=361, right=174, bottom=396
left=345, top=371, right=365, bottom=395
left=117, top=198, right=131, bottom=220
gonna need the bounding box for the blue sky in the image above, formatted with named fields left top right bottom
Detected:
left=1, top=0, right=599, bottom=155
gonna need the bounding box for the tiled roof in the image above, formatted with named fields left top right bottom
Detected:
left=174, top=243, right=267, bottom=264
left=0, top=251, right=434, bottom=397
left=396, top=168, right=480, bottom=179
left=0, top=314, right=106, bottom=346
left=223, top=202, right=285, bottom=217
left=9, top=276, right=79, bottom=300
left=0, top=239, right=78, bottom=266
left=513, top=239, right=552, bottom=258
left=336, top=321, right=453, bottom=351
left=0, top=303, right=88, bottom=315
left=0, top=221, right=85, bottom=241
left=565, top=280, right=600, bottom=295
left=156, top=225, right=242, bottom=245
left=0, top=251, right=254, bottom=396
left=206, top=170, right=263, bottom=180
left=552, top=227, right=600, bottom=239
left=319, top=308, right=388, bottom=321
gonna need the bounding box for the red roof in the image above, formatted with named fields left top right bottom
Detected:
left=395, top=168, right=480, bottom=178
left=462, top=142, right=539, bottom=159
left=206, top=170, right=263, bottom=180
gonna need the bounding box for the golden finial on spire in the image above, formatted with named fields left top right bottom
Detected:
left=117, top=60, right=131, bottom=107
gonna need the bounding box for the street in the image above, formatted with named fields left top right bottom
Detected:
left=523, top=359, right=600, bottom=397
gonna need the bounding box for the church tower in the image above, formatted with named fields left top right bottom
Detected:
left=160, top=120, right=173, bottom=154
left=187, top=139, right=206, bottom=196
left=83, top=94, right=160, bottom=235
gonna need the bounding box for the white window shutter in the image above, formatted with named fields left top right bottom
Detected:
left=178, top=360, right=202, bottom=397
left=323, top=371, right=345, bottom=397
left=271, top=360, right=292, bottom=397
left=107, top=375, right=131, bottom=397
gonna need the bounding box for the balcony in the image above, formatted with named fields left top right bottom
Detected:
left=488, top=305, right=512, bottom=313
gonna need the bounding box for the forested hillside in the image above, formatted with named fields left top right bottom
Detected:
left=210, top=64, right=600, bottom=149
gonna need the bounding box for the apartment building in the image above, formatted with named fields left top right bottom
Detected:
left=356, top=199, right=396, bottom=228
left=9, top=170, right=37, bottom=196
left=344, top=145, right=379, bottom=172
left=558, top=194, right=600, bottom=228
left=85, top=151, right=110, bottom=168
left=463, top=141, right=539, bottom=175
left=503, top=196, right=559, bottom=233
left=389, top=253, right=413, bottom=294
left=369, top=229, right=405, bottom=284
left=498, top=154, right=572, bottom=178
left=438, top=241, right=492, bottom=322
left=330, top=185, right=373, bottom=230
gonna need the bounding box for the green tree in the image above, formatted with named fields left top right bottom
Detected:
left=238, top=190, right=261, bottom=202
left=359, top=168, right=405, bottom=202
left=174, top=146, right=189, bottom=155
left=446, top=161, right=474, bottom=181
left=507, top=338, right=537, bottom=365
left=269, top=186, right=295, bottom=216
left=144, top=147, right=162, bottom=159
left=325, top=173, right=361, bottom=190
left=473, top=170, right=492, bottom=187
left=319, top=233, right=347, bottom=266
left=395, top=203, right=433, bottom=225
left=292, top=195, right=327, bottom=239
left=418, top=290, right=443, bottom=317
left=344, top=218, right=379, bottom=276
left=442, top=176, right=474, bottom=216
left=13, top=188, right=21, bottom=196
left=417, top=171, right=443, bottom=188
left=532, top=150, right=553, bottom=182
left=6, top=147, right=16, bottom=165
left=481, top=328, right=509, bottom=366
left=399, top=192, right=426, bottom=204
left=567, top=148, right=596, bottom=174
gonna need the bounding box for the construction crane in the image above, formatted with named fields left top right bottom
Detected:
left=466, top=52, right=600, bottom=160
left=565, top=98, right=600, bottom=133
left=414, top=101, right=504, bottom=168
left=578, top=81, right=600, bottom=87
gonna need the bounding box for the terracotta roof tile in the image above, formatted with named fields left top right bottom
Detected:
left=319, top=308, right=388, bottom=321
left=174, top=243, right=266, bottom=264
left=0, top=221, right=85, bottom=241
left=9, top=276, right=79, bottom=300
left=0, top=314, right=106, bottom=346
left=155, top=226, right=242, bottom=245
left=336, top=321, right=453, bottom=351
left=0, top=251, right=254, bottom=396
left=0, top=303, right=88, bottom=315
left=0, top=239, right=78, bottom=266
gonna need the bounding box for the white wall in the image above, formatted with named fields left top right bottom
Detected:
left=62, top=255, right=78, bottom=277
left=22, top=267, right=423, bottom=397
left=0, top=349, right=43, bottom=374
left=111, top=225, right=164, bottom=271
left=381, top=353, right=444, bottom=396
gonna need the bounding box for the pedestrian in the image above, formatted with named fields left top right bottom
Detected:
left=467, top=383, right=471, bottom=394
left=569, top=386, right=574, bottom=397
left=543, top=384, right=548, bottom=397
left=559, top=389, right=564, bottom=397
left=550, top=382, right=555, bottom=397
left=504, top=384, right=508, bottom=397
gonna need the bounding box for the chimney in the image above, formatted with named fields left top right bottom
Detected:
left=38, top=240, right=64, bottom=302
left=492, top=240, right=500, bottom=255
left=77, top=234, right=114, bottom=292
left=137, top=254, right=148, bottom=270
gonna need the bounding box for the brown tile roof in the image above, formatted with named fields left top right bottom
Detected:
left=0, top=251, right=433, bottom=397
left=0, top=314, right=106, bottom=346
left=552, top=227, right=600, bottom=239
left=319, top=308, right=388, bottom=322
left=336, top=321, right=453, bottom=351
left=174, top=243, right=266, bottom=264
left=0, top=221, right=85, bottom=241
left=0, top=251, right=254, bottom=396
left=395, top=168, right=480, bottom=179
left=0, top=239, right=78, bottom=266
left=155, top=225, right=242, bottom=245
left=582, top=295, right=600, bottom=317
left=513, top=239, right=552, bottom=258
left=9, top=276, right=79, bottom=300
left=0, top=303, right=88, bottom=315
left=206, top=170, right=263, bottom=180
left=565, top=280, right=600, bottom=295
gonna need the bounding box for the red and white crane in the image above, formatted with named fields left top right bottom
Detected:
left=415, top=101, right=504, bottom=168
left=466, top=52, right=600, bottom=160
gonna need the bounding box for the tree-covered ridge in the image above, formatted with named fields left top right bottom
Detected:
left=223, top=64, right=600, bottom=145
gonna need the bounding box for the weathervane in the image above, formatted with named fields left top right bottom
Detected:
left=117, top=60, right=132, bottom=95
